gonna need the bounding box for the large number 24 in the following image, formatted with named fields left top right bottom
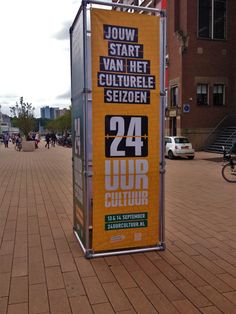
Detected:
left=110, top=116, right=143, bottom=157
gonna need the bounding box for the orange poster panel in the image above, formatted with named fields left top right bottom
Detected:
left=91, top=9, right=160, bottom=251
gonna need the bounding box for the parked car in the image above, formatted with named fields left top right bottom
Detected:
left=164, top=136, right=195, bottom=160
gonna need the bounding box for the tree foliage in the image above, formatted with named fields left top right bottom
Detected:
left=10, top=97, right=36, bottom=137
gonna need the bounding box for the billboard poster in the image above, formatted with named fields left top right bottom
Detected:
left=91, top=8, right=160, bottom=251
left=71, top=12, right=86, bottom=244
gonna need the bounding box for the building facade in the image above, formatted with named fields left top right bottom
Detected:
left=40, top=106, right=60, bottom=120
left=165, top=0, right=236, bottom=148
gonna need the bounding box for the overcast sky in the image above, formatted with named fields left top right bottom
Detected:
left=0, top=0, right=80, bottom=117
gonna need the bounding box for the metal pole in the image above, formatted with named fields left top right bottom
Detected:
left=82, top=0, right=90, bottom=253
left=159, top=12, right=166, bottom=247
left=86, top=0, right=163, bottom=14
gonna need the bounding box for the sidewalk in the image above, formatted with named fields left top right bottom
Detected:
left=0, top=143, right=236, bottom=313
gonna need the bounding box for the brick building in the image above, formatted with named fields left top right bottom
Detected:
left=165, top=0, right=236, bottom=148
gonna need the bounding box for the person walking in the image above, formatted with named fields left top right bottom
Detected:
left=51, top=132, right=57, bottom=147
left=45, top=133, right=50, bottom=149
left=15, top=133, right=22, bottom=151
left=3, top=133, right=9, bottom=148
left=35, top=133, right=40, bottom=149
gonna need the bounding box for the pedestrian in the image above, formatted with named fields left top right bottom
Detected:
left=45, top=133, right=50, bottom=149
left=35, top=133, right=40, bottom=149
left=15, top=133, right=22, bottom=151
left=51, top=132, right=57, bottom=147
left=3, top=133, right=9, bottom=148
left=12, top=134, right=16, bottom=145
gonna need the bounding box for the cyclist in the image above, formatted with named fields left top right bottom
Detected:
left=15, top=134, right=22, bottom=151
left=229, top=140, right=236, bottom=154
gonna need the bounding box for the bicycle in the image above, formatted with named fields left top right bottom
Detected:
left=221, top=146, right=236, bottom=183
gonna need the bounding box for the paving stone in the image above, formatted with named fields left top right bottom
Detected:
left=9, top=276, right=28, bottom=304
left=110, top=265, right=137, bottom=289
left=12, top=257, right=28, bottom=277
left=82, top=276, right=108, bottom=305
left=148, top=293, right=179, bottom=314
left=103, top=282, right=132, bottom=312
left=63, top=271, right=85, bottom=297
left=124, top=287, right=157, bottom=313
left=7, top=303, right=28, bottom=314
left=43, top=249, right=59, bottom=267
left=0, top=273, right=10, bottom=297
left=174, top=279, right=212, bottom=308
left=48, top=289, right=71, bottom=314
left=0, top=241, right=14, bottom=256
left=200, top=306, right=222, bottom=314
left=45, top=266, right=64, bottom=290
left=0, top=255, right=13, bottom=273
left=198, top=285, right=236, bottom=313
left=172, top=299, right=201, bottom=313
left=69, top=296, right=93, bottom=314
left=29, top=283, right=49, bottom=313
left=130, top=270, right=161, bottom=296
left=0, top=297, right=8, bottom=314
left=91, top=258, right=116, bottom=283
left=58, top=252, right=77, bottom=272
left=92, top=302, right=115, bottom=314
left=75, top=257, right=96, bottom=278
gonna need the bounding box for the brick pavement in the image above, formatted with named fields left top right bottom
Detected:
left=0, top=141, right=236, bottom=313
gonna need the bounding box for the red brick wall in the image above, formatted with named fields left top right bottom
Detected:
left=166, top=0, right=236, bottom=141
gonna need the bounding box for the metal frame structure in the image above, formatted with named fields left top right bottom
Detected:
left=70, top=0, right=166, bottom=258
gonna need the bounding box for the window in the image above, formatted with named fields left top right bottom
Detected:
left=165, top=137, right=172, bottom=145
left=198, top=0, right=226, bottom=40
left=170, top=86, right=178, bottom=107
left=174, top=137, right=190, bottom=144
left=197, top=84, right=208, bottom=105
left=174, top=0, right=180, bottom=31
left=213, top=84, right=224, bottom=105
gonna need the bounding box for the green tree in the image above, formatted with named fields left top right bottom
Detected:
left=10, top=97, right=36, bottom=137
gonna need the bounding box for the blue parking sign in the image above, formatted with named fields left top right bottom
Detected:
left=183, top=103, right=190, bottom=113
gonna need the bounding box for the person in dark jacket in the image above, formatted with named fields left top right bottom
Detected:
left=45, top=133, right=50, bottom=149
left=51, top=132, right=57, bottom=147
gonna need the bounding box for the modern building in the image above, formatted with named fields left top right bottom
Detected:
left=40, top=106, right=60, bottom=120
left=40, top=106, right=69, bottom=120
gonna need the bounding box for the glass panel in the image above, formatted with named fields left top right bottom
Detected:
left=174, top=137, right=189, bottom=144
left=197, top=84, right=208, bottom=105
left=213, top=84, right=224, bottom=105
left=214, top=0, right=226, bottom=39
left=202, top=84, right=207, bottom=94
left=198, top=0, right=212, bottom=38
left=197, top=85, right=202, bottom=94
left=171, top=86, right=178, bottom=107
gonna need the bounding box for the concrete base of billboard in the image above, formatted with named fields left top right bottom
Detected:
left=22, top=140, right=35, bottom=152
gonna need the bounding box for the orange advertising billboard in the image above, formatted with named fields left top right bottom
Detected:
left=91, top=8, right=160, bottom=251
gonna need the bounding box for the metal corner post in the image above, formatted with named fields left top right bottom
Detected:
left=159, top=12, right=166, bottom=246
left=82, top=0, right=90, bottom=253
left=70, top=24, right=77, bottom=233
